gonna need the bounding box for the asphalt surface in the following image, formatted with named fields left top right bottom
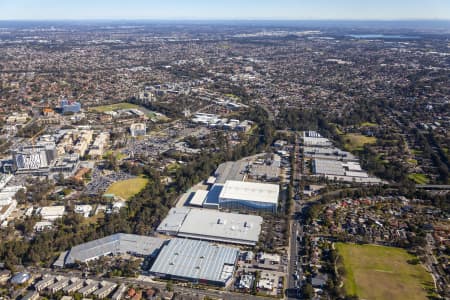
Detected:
left=286, top=202, right=304, bottom=299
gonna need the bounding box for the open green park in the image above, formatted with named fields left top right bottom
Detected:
left=335, top=243, right=435, bottom=300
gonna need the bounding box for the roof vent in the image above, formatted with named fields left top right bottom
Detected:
left=217, top=218, right=226, bottom=224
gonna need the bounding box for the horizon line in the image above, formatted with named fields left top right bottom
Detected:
left=1, top=18, right=450, bottom=22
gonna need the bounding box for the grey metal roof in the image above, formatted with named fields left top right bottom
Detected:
left=178, top=208, right=262, bottom=245
left=150, top=238, right=239, bottom=283
left=158, top=208, right=262, bottom=246
left=214, top=161, right=246, bottom=184
left=65, top=233, right=165, bottom=265
left=313, top=159, right=345, bottom=176
left=156, top=207, right=190, bottom=233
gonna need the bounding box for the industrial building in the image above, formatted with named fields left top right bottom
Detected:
left=157, top=207, right=262, bottom=246
left=202, top=184, right=222, bottom=209
left=248, top=163, right=280, bottom=181
left=56, top=233, right=165, bottom=266
left=303, top=146, right=357, bottom=161
left=150, top=238, right=239, bottom=287
left=189, top=190, right=209, bottom=207
left=301, top=131, right=333, bottom=147
left=219, top=180, right=279, bottom=213
left=300, top=131, right=381, bottom=184
left=312, top=159, right=369, bottom=178
left=214, top=161, right=247, bottom=184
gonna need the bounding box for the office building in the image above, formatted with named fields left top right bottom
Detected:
left=61, top=99, right=81, bottom=114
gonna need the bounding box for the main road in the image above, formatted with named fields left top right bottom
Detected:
left=286, top=132, right=302, bottom=299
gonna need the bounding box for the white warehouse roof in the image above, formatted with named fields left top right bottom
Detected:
left=157, top=207, right=263, bottom=246
left=189, top=190, right=209, bottom=207
left=219, top=180, right=279, bottom=204
left=39, top=206, right=66, bottom=220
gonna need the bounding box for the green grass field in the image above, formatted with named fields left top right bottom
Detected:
left=343, top=133, right=377, bottom=152
left=336, top=243, right=434, bottom=300
left=360, top=122, right=378, bottom=127
left=408, top=173, right=430, bottom=184
left=89, top=102, right=140, bottom=112
left=105, top=177, right=148, bottom=200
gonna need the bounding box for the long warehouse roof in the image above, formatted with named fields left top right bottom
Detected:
left=64, top=233, right=165, bottom=265
left=158, top=207, right=262, bottom=245
left=219, top=180, right=279, bottom=204
left=150, top=238, right=239, bottom=284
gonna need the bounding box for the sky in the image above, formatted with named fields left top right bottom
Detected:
left=0, top=0, right=449, bottom=21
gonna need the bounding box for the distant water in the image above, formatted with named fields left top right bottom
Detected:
left=348, top=34, right=421, bottom=39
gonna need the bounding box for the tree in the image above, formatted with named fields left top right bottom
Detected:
left=165, top=281, right=173, bottom=292
left=14, top=188, right=26, bottom=203
left=302, top=283, right=314, bottom=299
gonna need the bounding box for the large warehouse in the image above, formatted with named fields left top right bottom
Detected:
left=157, top=207, right=262, bottom=246
left=150, top=238, right=239, bottom=287
left=56, top=233, right=165, bottom=266
left=218, top=180, right=279, bottom=213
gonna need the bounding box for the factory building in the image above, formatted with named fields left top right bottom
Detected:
left=55, top=233, right=165, bottom=267
left=150, top=238, right=239, bottom=287
left=157, top=207, right=262, bottom=246
left=218, top=180, right=279, bottom=213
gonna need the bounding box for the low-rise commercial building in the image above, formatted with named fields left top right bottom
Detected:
left=38, top=206, right=65, bottom=221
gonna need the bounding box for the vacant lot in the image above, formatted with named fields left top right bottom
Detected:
left=89, top=102, right=140, bottom=112
left=343, top=133, right=376, bottom=152
left=105, top=177, right=148, bottom=200
left=336, top=243, right=434, bottom=300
